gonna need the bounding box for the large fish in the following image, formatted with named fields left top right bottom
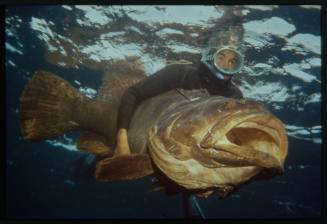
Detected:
left=20, top=59, right=288, bottom=198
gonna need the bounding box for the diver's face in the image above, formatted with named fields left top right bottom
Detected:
left=215, top=49, right=239, bottom=71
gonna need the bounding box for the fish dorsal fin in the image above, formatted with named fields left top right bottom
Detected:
left=98, top=57, right=147, bottom=105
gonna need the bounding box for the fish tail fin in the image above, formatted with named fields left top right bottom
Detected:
left=20, top=71, right=83, bottom=141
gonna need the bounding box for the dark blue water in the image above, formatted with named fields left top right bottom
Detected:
left=5, top=6, right=322, bottom=219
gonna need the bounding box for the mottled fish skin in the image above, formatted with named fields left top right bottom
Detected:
left=127, top=89, right=287, bottom=195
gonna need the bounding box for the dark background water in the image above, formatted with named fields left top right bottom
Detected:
left=4, top=6, right=323, bottom=219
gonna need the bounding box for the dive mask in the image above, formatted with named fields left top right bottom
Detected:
left=201, top=46, right=244, bottom=80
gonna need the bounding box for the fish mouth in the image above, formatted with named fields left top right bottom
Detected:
left=199, top=112, right=287, bottom=171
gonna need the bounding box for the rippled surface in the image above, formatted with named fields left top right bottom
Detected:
left=5, top=5, right=322, bottom=218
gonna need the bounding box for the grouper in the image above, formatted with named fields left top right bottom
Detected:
left=20, top=59, right=288, bottom=198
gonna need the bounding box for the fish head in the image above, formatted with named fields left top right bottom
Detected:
left=148, top=96, right=288, bottom=196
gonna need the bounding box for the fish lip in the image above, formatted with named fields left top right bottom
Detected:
left=200, top=111, right=271, bottom=148
left=199, top=112, right=284, bottom=169
left=198, top=145, right=255, bottom=167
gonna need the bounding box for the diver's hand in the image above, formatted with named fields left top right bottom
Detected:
left=114, top=128, right=132, bottom=156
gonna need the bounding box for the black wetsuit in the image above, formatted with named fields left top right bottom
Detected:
left=117, top=62, right=243, bottom=130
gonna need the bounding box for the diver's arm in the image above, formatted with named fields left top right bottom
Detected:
left=231, top=85, right=243, bottom=99
left=117, top=64, right=194, bottom=130
left=115, top=64, right=195, bottom=153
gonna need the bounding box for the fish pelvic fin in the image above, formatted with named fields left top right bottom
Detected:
left=95, top=154, right=154, bottom=181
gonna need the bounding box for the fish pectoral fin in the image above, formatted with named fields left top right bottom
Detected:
left=149, top=181, right=166, bottom=192
left=217, top=185, right=236, bottom=199
left=95, top=154, right=154, bottom=181
left=76, top=132, right=113, bottom=157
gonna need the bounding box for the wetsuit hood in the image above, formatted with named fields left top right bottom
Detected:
left=201, top=24, right=245, bottom=80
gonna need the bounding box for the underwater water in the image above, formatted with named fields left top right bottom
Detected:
left=5, top=5, right=322, bottom=219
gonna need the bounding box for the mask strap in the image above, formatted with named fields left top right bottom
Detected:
left=200, top=56, right=225, bottom=80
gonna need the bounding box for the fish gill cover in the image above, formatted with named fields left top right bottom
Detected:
left=5, top=5, right=322, bottom=218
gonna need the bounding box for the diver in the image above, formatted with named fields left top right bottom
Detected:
left=114, top=7, right=245, bottom=157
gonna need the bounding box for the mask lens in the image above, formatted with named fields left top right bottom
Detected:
left=213, top=48, right=243, bottom=74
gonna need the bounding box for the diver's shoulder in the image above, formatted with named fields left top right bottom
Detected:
left=160, top=62, right=199, bottom=77
left=164, top=62, right=198, bottom=71
left=229, top=81, right=243, bottom=99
